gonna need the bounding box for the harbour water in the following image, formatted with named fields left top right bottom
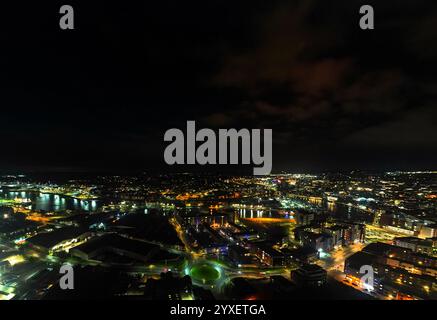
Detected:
left=0, top=190, right=101, bottom=212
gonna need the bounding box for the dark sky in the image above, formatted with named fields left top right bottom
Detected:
left=1, top=0, right=436, bottom=173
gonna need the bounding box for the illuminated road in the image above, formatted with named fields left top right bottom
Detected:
left=317, top=243, right=365, bottom=272
left=169, top=217, right=198, bottom=257
left=316, top=244, right=388, bottom=300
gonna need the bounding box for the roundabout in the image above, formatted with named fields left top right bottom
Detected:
left=189, top=262, right=222, bottom=285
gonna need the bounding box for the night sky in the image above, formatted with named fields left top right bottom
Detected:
left=1, top=0, right=436, bottom=173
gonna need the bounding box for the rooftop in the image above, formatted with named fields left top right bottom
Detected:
left=27, top=226, right=89, bottom=249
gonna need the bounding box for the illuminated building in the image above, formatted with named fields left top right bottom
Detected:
left=291, top=264, right=327, bottom=287
left=394, top=237, right=435, bottom=256
left=26, top=227, right=92, bottom=253
left=345, top=244, right=437, bottom=299
left=419, top=224, right=437, bottom=239
left=228, top=245, right=256, bottom=268
left=294, top=210, right=315, bottom=226
left=250, top=242, right=286, bottom=267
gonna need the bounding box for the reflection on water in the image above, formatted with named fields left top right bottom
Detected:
left=0, top=191, right=100, bottom=212
left=236, top=202, right=373, bottom=223
left=325, top=201, right=374, bottom=223
left=238, top=208, right=270, bottom=219
left=237, top=208, right=294, bottom=220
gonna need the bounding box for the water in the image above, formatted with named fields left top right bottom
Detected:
left=237, top=208, right=293, bottom=220
left=0, top=190, right=101, bottom=212
left=325, top=201, right=374, bottom=223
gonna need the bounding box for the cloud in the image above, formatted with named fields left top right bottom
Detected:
left=204, top=112, right=235, bottom=127
left=213, top=1, right=348, bottom=94
left=206, top=0, right=437, bottom=163
left=342, top=106, right=437, bottom=148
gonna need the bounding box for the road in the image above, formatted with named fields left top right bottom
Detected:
left=316, top=243, right=390, bottom=300
left=317, top=243, right=365, bottom=272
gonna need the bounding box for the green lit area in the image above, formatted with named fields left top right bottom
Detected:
left=0, top=199, right=14, bottom=205
left=189, top=263, right=221, bottom=284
